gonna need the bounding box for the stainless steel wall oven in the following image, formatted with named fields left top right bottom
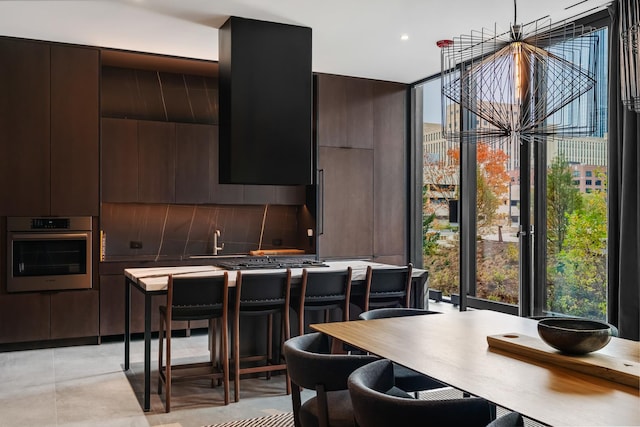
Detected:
left=7, top=217, right=92, bottom=292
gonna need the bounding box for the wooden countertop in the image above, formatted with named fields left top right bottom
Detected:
left=125, top=260, right=427, bottom=292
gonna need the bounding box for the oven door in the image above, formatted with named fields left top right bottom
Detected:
left=7, top=232, right=92, bottom=292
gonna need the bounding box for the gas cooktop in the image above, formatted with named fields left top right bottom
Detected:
left=214, top=257, right=328, bottom=270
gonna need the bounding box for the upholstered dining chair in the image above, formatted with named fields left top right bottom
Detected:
left=283, top=332, right=381, bottom=427
left=358, top=308, right=446, bottom=394
left=231, top=270, right=292, bottom=402
left=158, top=273, right=230, bottom=412
left=348, top=359, right=525, bottom=427
left=296, top=267, right=352, bottom=335
left=361, top=263, right=413, bottom=312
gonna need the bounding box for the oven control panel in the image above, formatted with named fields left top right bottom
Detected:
left=31, top=218, right=70, bottom=229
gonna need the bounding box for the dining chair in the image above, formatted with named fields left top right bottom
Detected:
left=231, top=270, right=292, bottom=402
left=283, top=332, right=381, bottom=427
left=296, top=267, right=352, bottom=335
left=361, top=263, right=413, bottom=312
left=157, top=273, right=230, bottom=412
left=358, top=307, right=446, bottom=394
left=348, top=359, right=525, bottom=427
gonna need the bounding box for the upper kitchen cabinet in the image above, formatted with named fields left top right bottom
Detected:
left=0, top=37, right=99, bottom=217
left=0, top=38, right=51, bottom=216
left=317, top=74, right=374, bottom=149
left=102, top=118, right=138, bottom=202
left=138, top=121, right=176, bottom=203
left=175, top=123, right=213, bottom=204
left=218, top=17, right=313, bottom=185
left=50, top=45, right=100, bottom=216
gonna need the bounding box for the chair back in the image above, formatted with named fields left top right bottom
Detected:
left=300, top=267, right=352, bottom=309
left=167, top=273, right=229, bottom=320
left=284, top=332, right=377, bottom=391
left=235, top=270, right=292, bottom=314
left=359, top=307, right=440, bottom=320
left=284, top=332, right=378, bottom=427
left=348, top=359, right=495, bottom=427
left=364, top=264, right=412, bottom=310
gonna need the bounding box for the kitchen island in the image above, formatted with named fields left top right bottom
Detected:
left=123, top=260, right=428, bottom=411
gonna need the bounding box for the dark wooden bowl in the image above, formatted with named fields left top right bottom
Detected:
left=537, top=318, right=612, bottom=355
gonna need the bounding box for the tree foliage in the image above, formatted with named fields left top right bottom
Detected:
left=546, top=156, right=582, bottom=257
left=548, top=189, right=608, bottom=320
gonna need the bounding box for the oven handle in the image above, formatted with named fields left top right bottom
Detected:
left=10, top=232, right=90, bottom=240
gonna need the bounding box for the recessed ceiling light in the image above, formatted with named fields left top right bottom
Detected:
left=401, top=34, right=409, bottom=41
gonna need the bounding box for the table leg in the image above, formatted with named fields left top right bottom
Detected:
left=124, top=277, right=131, bottom=370
left=143, top=292, right=152, bottom=412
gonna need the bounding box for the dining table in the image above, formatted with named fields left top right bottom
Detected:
left=311, top=310, right=640, bottom=427
left=122, top=260, right=428, bottom=411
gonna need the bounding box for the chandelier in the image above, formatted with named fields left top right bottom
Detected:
left=440, top=2, right=601, bottom=145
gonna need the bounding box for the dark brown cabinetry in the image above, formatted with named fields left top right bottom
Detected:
left=0, top=39, right=50, bottom=216
left=316, top=74, right=407, bottom=263
left=50, top=45, right=100, bottom=216
left=175, top=123, right=215, bottom=204
left=0, top=37, right=99, bottom=216
left=138, top=121, right=176, bottom=203
left=50, top=290, right=99, bottom=339
left=0, top=293, right=50, bottom=343
left=102, top=118, right=305, bottom=206
left=318, top=147, right=374, bottom=257
left=102, top=118, right=138, bottom=202
left=0, top=290, right=98, bottom=344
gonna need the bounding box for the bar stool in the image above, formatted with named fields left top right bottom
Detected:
left=362, top=263, right=413, bottom=312
left=296, top=267, right=352, bottom=335
left=231, top=269, right=292, bottom=402
left=158, top=273, right=230, bottom=412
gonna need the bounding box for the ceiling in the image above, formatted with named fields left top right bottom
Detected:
left=0, top=0, right=611, bottom=84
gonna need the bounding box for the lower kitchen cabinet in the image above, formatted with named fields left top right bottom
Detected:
left=50, top=290, right=99, bottom=340
left=0, top=293, right=50, bottom=343
left=0, top=290, right=98, bottom=344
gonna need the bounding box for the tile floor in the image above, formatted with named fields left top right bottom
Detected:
left=0, top=331, right=305, bottom=427
left=0, top=302, right=459, bottom=427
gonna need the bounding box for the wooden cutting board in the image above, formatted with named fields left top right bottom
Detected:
left=487, top=333, right=640, bottom=388
left=249, top=249, right=305, bottom=256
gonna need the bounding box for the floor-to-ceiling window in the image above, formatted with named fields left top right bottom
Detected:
left=413, top=14, right=610, bottom=320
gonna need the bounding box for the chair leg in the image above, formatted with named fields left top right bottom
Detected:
left=234, top=314, right=240, bottom=402
left=158, top=315, right=164, bottom=395
left=165, top=327, right=172, bottom=413
left=267, top=313, right=273, bottom=380
left=221, top=315, right=230, bottom=405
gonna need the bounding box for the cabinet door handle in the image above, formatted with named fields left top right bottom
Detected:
left=318, top=169, right=324, bottom=236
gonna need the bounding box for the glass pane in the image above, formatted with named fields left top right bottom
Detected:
left=544, top=27, right=609, bottom=321
left=419, top=78, right=460, bottom=298
left=474, top=138, right=520, bottom=304
left=12, top=239, right=88, bottom=276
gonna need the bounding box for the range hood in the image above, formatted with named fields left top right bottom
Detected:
left=218, top=16, right=312, bottom=185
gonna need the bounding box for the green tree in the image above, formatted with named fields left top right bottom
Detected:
left=476, top=168, right=499, bottom=227
left=549, top=189, right=607, bottom=320
left=546, top=155, right=582, bottom=257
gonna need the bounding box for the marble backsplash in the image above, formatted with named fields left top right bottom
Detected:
left=100, top=202, right=304, bottom=258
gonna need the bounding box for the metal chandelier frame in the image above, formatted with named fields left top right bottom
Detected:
left=440, top=7, right=601, bottom=146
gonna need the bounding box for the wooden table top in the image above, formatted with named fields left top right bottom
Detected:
left=311, top=310, right=640, bottom=427
left=124, top=260, right=426, bottom=292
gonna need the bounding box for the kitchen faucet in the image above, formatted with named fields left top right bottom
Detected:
left=212, top=229, right=224, bottom=255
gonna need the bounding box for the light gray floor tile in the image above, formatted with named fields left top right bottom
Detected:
left=0, top=332, right=302, bottom=427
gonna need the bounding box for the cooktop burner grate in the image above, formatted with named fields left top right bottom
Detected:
left=215, top=256, right=328, bottom=270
